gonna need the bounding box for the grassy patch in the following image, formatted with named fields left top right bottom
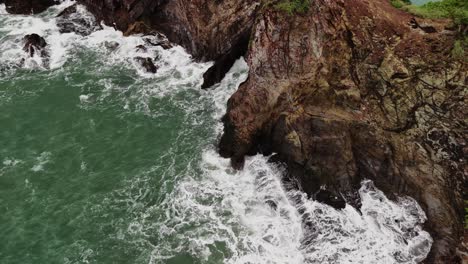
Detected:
left=391, top=0, right=468, bottom=25
left=451, top=39, right=465, bottom=58
left=274, top=0, right=311, bottom=15
left=465, top=200, right=468, bottom=230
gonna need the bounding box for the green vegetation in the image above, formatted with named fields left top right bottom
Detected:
left=274, top=0, right=311, bottom=15
left=465, top=200, right=468, bottom=230
left=391, top=0, right=468, bottom=25
left=391, top=0, right=412, bottom=9
left=451, top=39, right=465, bottom=58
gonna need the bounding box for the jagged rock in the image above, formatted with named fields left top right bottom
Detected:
left=134, top=57, right=158, bottom=73
left=135, top=45, right=147, bottom=52
left=201, top=33, right=249, bottom=89
left=265, top=200, right=278, bottom=211
left=56, top=4, right=101, bottom=36
left=143, top=35, right=172, bottom=50
left=23, top=33, right=47, bottom=57
left=4, top=0, right=57, bottom=14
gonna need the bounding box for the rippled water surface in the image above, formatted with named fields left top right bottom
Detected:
left=0, top=2, right=433, bottom=264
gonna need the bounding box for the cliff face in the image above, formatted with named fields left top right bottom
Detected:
left=219, top=0, right=466, bottom=262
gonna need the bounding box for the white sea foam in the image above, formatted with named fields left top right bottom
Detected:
left=0, top=0, right=209, bottom=81
left=0, top=4, right=7, bottom=15
left=3, top=158, right=22, bottom=167
left=31, top=151, right=52, bottom=172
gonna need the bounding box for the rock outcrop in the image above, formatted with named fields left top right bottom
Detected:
left=56, top=4, right=101, bottom=36
left=218, top=0, right=466, bottom=263
left=4, top=0, right=57, bottom=14
left=134, top=56, right=158, bottom=73
left=23, top=33, right=47, bottom=57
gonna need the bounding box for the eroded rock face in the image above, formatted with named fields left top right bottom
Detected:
left=219, top=0, right=466, bottom=262
left=4, top=0, right=57, bottom=14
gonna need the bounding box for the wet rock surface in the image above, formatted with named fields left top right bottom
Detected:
left=23, top=33, right=47, bottom=57
left=56, top=4, right=101, bottom=36
left=134, top=57, right=158, bottom=73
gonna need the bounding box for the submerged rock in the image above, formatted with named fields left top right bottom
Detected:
left=134, top=57, right=158, bottom=73
left=4, top=0, right=57, bottom=14
left=314, top=189, right=346, bottom=210
left=56, top=4, right=101, bottom=36
left=23, top=33, right=47, bottom=57
left=143, top=35, right=172, bottom=50
left=103, top=41, right=120, bottom=51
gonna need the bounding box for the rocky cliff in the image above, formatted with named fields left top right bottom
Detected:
left=4, top=0, right=466, bottom=263
left=219, top=1, right=466, bottom=262
left=223, top=1, right=466, bottom=262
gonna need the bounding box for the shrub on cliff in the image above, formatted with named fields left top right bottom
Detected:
left=274, top=0, right=311, bottom=14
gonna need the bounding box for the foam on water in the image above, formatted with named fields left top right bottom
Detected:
left=0, top=0, right=209, bottom=88
left=31, top=151, right=52, bottom=172
left=0, top=3, right=432, bottom=263
left=142, top=59, right=432, bottom=263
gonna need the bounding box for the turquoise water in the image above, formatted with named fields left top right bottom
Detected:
left=0, top=2, right=434, bottom=264
left=411, top=0, right=441, bottom=5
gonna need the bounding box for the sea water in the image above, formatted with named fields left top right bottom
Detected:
left=0, top=2, right=433, bottom=263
